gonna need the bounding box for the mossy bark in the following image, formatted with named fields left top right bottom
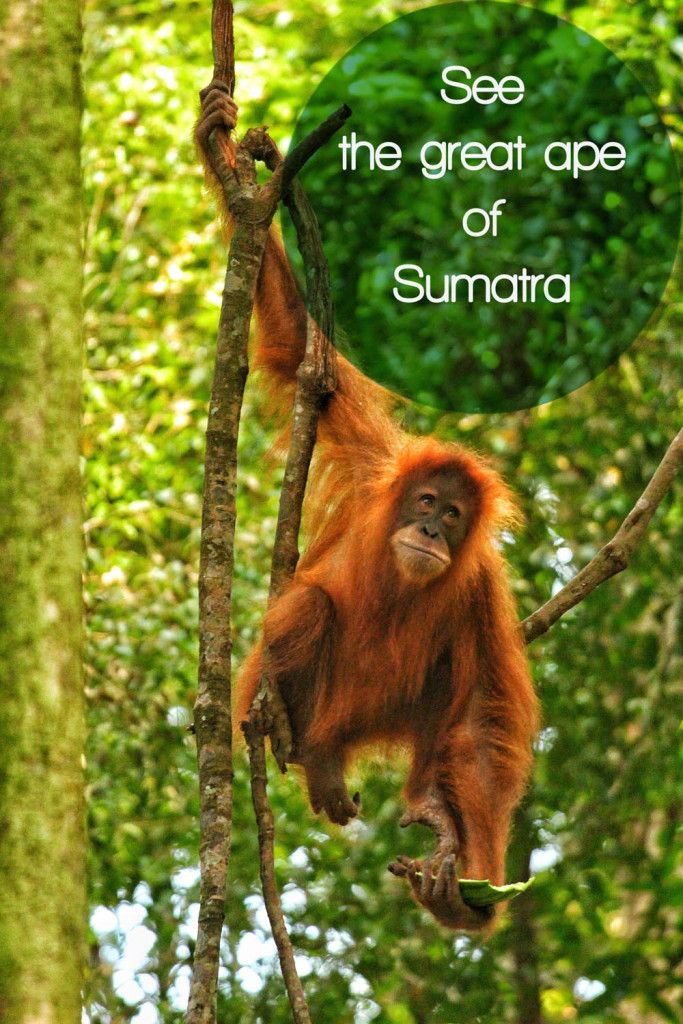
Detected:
left=0, top=3, right=85, bottom=1022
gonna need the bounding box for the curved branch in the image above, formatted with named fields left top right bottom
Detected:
left=243, top=717, right=312, bottom=1024
left=239, top=178, right=341, bottom=1024
left=187, top=7, right=275, bottom=1024
left=188, top=11, right=348, bottom=1024
left=522, top=426, right=683, bottom=644
left=278, top=104, right=352, bottom=192
left=269, top=182, right=338, bottom=594
left=242, top=110, right=341, bottom=1024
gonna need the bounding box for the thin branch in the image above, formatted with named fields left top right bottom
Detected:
left=243, top=718, right=313, bottom=1024
left=278, top=104, right=352, bottom=192
left=523, top=426, right=683, bottom=643
left=270, top=184, right=338, bottom=593
left=187, top=6, right=278, bottom=1023
left=246, top=174, right=341, bottom=776
left=187, top=209, right=276, bottom=1024
left=211, top=0, right=235, bottom=92
left=242, top=127, right=343, bottom=1024
left=188, top=3, right=348, bottom=1021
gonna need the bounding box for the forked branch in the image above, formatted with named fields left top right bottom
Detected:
left=187, top=4, right=348, bottom=1024
left=242, top=93, right=344, bottom=1024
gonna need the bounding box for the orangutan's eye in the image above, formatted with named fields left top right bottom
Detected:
left=418, top=493, right=435, bottom=508
left=445, top=505, right=461, bottom=521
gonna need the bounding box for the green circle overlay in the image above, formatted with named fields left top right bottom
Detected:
left=285, top=2, right=680, bottom=413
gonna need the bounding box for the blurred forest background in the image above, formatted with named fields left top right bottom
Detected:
left=80, top=0, right=681, bottom=1020
left=2, top=0, right=680, bottom=1022
left=285, top=2, right=680, bottom=412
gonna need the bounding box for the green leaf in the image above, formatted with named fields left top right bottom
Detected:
left=459, top=877, right=535, bottom=907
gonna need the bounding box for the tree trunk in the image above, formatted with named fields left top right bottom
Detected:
left=0, top=3, right=85, bottom=1022
left=509, top=804, right=545, bottom=1024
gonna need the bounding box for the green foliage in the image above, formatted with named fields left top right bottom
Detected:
left=459, top=878, right=534, bottom=907
left=82, top=2, right=682, bottom=1022
left=286, top=3, right=680, bottom=412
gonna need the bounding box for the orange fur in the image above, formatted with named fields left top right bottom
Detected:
left=237, top=227, right=539, bottom=924
left=195, top=99, right=537, bottom=927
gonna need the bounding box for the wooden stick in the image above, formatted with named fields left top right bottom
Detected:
left=188, top=5, right=350, bottom=1022
left=522, top=426, right=683, bottom=643
left=211, top=0, right=235, bottom=92
left=187, top=180, right=276, bottom=1024
left=242, top=121, right=346, bottom=1024
left=187, top=6, right=276, bottom=1023
left=269, top=182, right=338, bottom=593
left=243, top=716, right=313, bottom=1024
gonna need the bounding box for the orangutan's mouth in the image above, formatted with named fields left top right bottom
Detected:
left=399, top=541, right=450, bottom=564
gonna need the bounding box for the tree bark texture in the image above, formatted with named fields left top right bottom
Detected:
left=523, top=426, right=683, bottom=643
left=0, top=2, right=86, bottom=1022
left=187, top=6, right=350, bottom=1012
left=189, top=212, right=274, bottom=1024
left=508, top=806, right=545, bottom=1024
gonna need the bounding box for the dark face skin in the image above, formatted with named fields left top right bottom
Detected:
left=390, top=471, right=475, bottom=585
